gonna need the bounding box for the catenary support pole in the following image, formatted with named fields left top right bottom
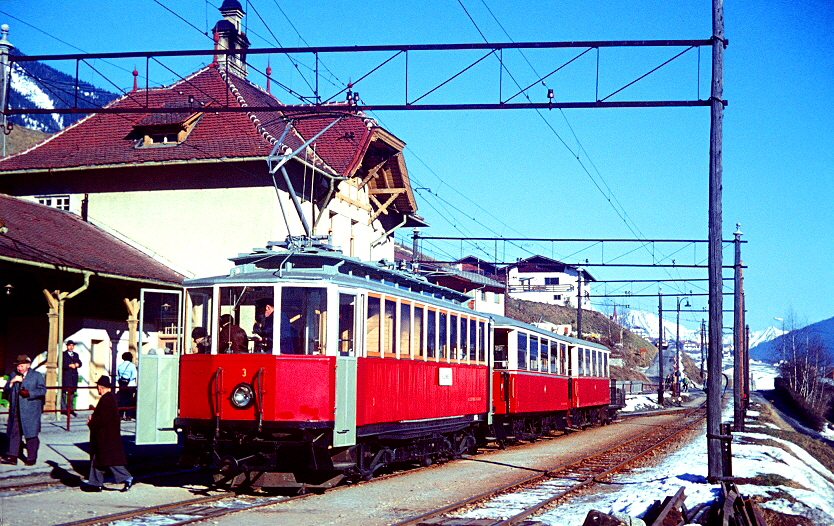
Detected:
left=658, top=288, right=664, bottom=406
left=707, top=0, right=726, bottom=481
left=733, top=226, right=744, bottom=431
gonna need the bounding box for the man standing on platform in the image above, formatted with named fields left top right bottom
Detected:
left=2, top=355, right=46, bottom=466
left=62, top=340, right=82, bottom=417
left=83, top=376, right=133, bottom=492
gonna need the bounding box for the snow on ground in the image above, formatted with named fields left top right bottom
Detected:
left=455, top=362, right=834, bottom=524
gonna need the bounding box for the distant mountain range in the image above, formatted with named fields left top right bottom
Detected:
left=7, top=48, right=117, bottom=134
left=621, top=309, right=784, bottom=353
left=750, top=316, right=834, bottom=364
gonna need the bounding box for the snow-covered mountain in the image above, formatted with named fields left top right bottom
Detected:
left=747, top=326, right=785, bottom=349
left=7, top=49, right=117, bottom=133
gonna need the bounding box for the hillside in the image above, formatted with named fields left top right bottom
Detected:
left=1, top=124, right=51, bottom=156
left=750, top=315, right=834, bottom=363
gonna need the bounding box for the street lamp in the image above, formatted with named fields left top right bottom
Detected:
left=675, top=295, right=691, bottom=400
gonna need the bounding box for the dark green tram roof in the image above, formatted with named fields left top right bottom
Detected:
left=183, top=245, right=473, bottom=307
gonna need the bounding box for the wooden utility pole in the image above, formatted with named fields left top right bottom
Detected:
left=707, top=0, right=726, bottom=481
left=576, top=270, right=583, bottom=338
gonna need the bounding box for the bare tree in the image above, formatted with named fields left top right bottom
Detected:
left=777, top=311, right=832, bottom=412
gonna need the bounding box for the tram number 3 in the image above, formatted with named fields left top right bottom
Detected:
left=242, top=368, right=246, bottom=377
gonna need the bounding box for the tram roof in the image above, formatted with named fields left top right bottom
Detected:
left=184, top=244, right=474, bottom=306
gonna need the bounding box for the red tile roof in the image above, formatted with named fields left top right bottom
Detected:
left=0, top=66, right=376, bottom=177
left=0, top=194, right=184, bottom=284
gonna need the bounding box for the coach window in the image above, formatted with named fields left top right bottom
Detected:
left=529, top=336, right=540, bottom=371
left=604, top=353, right=609, bottom=376
left=384, top=299, right=397, bottom=358
left=399, top=302, right=411, bottom=359
left=550, top=341, right=558, bottom=373
left=478, top=320, right=486, bottom=363
left=439, top=311, right=448, bottom=361
left=280, top=287, right=326, bottom=355
left=414, top=305, right=425, bottom=359
left=578, top=347, right=584, bottom=376
left=586, top=348, right=592, bottom=376
left=338, top=293, right=357, bottom=357
left=427, top=308, right=437, bottom=359
left=460, top=316, right=469, bottom=362
left=560, top=343, right=567, bottom=375
left=450, top=314, right=459, bottom=361
left=517, top=332, right=528, bottom=371
left=469, top=319, right=477, bottom=362
left=366, top=295, right=381, bottom=357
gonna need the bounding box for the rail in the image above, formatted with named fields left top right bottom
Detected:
left=396, top=406, right=707, bottom=525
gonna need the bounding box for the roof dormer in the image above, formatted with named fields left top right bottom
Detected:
left=128, top=102, right=204, bottom=148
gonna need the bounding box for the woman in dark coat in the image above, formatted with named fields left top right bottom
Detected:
left=84, top=376, right=133, bottom=492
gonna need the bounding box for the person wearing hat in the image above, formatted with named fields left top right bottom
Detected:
left=83, top=375, right=133, bottom=492
left=2, top=355, right=46, bottom=466
left=62, top=340, right=82, bottom=417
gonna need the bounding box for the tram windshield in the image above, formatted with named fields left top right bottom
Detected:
left=279, top=287, right=327, bottom=355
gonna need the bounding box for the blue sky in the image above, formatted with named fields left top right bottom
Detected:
left=2, top=0, right=832, bottom=334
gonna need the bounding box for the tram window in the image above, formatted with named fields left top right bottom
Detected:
left=469, top=319, right=477, bottom=361
left=604, top=353, right=609, bottom=376
left=280, top=287, right=326, bottom=355
left=541, top=338, right=549, bottom=372
left=187, top=287, right=213, bottom=354
left=384, top=299, right=397, bottom=357
left=586, top=348, right=592, bottom=377
left=550, top=341, right=558, bottom=373
left=338, top=294, right=356, bottom=357
left=426, top=309, right=437, bottom=359
left=399, top=302, right=411, bottom=358
left=478, top=321, right=486, bottom=363
left=366, top=296, right=381, bottom=357
left=517, top=332, right=528, bottom=371
left=561, top=344, right=568, bottom=375
left=450, top=314, right=459, bottom=361
left=439, top=311, right=448, bottom=361
left=578, top=347, right=584, bottom=376
left=529, top=336, right=539, bottom=371
left=414, top=306, right=424, bottom=358
left=212, top=286, right=274, bottom=354
left=460, top=316, right=469, bottom=362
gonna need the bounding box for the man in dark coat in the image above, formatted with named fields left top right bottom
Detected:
left=2, top=354, right=46, bottom=465
left=218, top=314, right=249, bottom=353
left=83, top=376, right=133, bottom=492
left=62, top=340, right=82, bottom=416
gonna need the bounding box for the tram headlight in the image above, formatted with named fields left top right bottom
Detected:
left=230, top=383, right=255, bottom=409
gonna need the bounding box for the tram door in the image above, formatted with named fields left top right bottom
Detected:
left=135, top=289, right=182, bottom=445
left=333, top=292, right=360, bottom=447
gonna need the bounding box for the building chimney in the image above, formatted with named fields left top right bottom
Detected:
left=213, top=0, right=250, bottom=78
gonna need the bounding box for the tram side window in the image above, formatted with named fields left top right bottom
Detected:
left=280, top=287, right=326, bottom=355
left=469, top=319, right=477, bottom=361
left=578, top=347, right=584, bottom=376
left=604, top=353, right=609, bottom=377
left=517, top=332, right=528, bottom=371
left=586, top=348, right=592, bottom=377
left=478, top=321, right=486, bottom=363
left=367, top=296, right=381, bottom=357
left=550, top=341, right=558, bottom=373
left=450, top=314, right=459, bottom=361
left=439, top=311, right=448, bottom=361
left=414, top=306, right=424, bottom=358
left=460, top=316, right=469, bottom=361
left=426, top=309, right=437, bottom=359
left=399, top=302, right=411, bottom=359
left=561, top=344, right=567, bottom=375
left=530, top=336, right=539, bottom=371
left=187, top=287, right=213, bottom=354
left=493, top=328, right=508, bottom=369
left=384, top=299, right=397, bottom=357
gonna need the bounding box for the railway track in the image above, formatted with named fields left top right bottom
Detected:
left=396, top=406, right=707, bottom=525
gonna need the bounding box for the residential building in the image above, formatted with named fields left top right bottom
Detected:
left=503, top=255, right=594, bottom=309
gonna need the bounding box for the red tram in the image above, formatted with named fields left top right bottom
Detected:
left=173, top=242, right=623, bottom=491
